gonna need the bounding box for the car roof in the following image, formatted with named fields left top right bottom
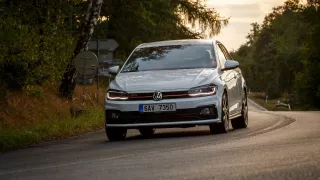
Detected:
left=137, top=39, right=218, bottom=48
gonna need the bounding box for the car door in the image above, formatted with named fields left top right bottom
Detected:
left=219, top=43, right=243, bottom=114
left=216, top=43, right=238, bottom=115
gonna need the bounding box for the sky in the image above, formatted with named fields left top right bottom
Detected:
left=206, top=0, right=286, bottom=51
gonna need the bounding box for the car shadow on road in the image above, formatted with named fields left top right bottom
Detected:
left=104, top=128, right=236, bottom=143
left=127, top=130, right=211, bottom=140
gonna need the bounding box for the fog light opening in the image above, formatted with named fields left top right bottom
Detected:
left=200, top=108, right=211, bottom=115
left=111, top=113, right=119, bottom=119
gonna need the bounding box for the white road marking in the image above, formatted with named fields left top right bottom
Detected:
left=248, top=98, right=268, bottom=111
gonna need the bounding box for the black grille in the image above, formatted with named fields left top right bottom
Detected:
left=128, top=91, right=189, bottom=100
left=106, top=105, right=218, bottom=124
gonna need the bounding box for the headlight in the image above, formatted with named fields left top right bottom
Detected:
left=106, top=89, right=128, bottom=100
left=188, top=84, right=217, bottom=97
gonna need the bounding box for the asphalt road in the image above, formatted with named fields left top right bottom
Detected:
left=1, top=101, right=320, bottom=180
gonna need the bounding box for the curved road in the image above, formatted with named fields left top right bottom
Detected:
left=0, top=101, right=320, bottom=180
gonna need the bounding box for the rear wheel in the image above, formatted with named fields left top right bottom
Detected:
left=139, top=128, right=155, bottom=138
left=106, top=127, right=127, bottom=141
left=210, top=93, right=229, bottom=134
left=231, top=89, right=248, bottom=129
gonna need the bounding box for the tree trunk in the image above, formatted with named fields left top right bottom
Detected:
left=59, top=0, right=103, bottom=98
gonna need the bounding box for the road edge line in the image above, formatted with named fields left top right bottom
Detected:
left=248, top=98, right=268, bottom=111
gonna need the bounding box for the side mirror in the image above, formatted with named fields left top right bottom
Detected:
left=222, top=60, right=239, bottom=71
left=108, top=66, right=120, bottom=75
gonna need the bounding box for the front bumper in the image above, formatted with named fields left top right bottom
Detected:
left=105, top=96, right=222, bottom=128
left=106, top=119, right=221, bottom=128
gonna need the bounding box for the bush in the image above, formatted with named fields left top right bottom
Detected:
left=24, top=85, right=44, bottom=97
left=0, top=17, right=76, bottom=92
left=0, top=79, right=7, bottom=104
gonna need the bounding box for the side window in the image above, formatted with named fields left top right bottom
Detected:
left=216, top=44, right=227, bottom=68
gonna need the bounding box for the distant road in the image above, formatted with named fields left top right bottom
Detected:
left=1, top=101, right=320, bottom=180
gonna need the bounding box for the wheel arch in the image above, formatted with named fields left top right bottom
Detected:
left=243, top=86, right=247, bottom=96
left=222, top=87, right=229, bottom=104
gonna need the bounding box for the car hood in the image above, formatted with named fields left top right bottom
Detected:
left=110, top=68, right=220, bottom=92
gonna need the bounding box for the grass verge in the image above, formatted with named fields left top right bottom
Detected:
left=0, top=107, right=104, bottom=153
left=249, top=95, right=278, bottom=111
left=248, top=93, right=318, bottom=111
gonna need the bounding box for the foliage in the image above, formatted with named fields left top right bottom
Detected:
left=0, top=0, right=228, bottom=97
left=232, top=0, right=320, bottom=109
left=96, top=0, right=228, bottom=56
left=24, top=85, right=44, bottom=97
left=0, top=0, right=83, bottom=91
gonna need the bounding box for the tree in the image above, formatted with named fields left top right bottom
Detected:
left=97, top=0, right=229, bottom=56
left=0, top=0, right=83, bottom=90
left=232, top=0, right=320, bottom=109
left=1, top=0, right=229, bottom=99
left=59, top=0, right=103, bottom=98
left=60, top=0, right=229, bottom=98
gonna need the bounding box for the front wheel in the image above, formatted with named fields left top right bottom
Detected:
left=231, top=89, right=248, bottom=129
left=106, top=127, right=127, bottom=141
left=210, top=93, right=229, bottom=134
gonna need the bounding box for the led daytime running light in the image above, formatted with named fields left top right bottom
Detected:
left=107, top=90, right=128, bottom=100
left=188, top=84, right=217, bottom=97
left=189, top=91, right=216, bottom=97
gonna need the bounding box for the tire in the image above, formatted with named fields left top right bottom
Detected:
left=231, top=89, right=248, bottom=129
left=210, top=92, right=229, bottom=134
left=106, top=127, right=127, bottom=141
left=139, top=128, right=155, bottom=138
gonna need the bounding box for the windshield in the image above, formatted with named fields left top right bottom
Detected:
left=121, top=44, right=217, bottom=72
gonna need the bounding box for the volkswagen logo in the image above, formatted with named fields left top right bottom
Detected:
left=153, top=91, right=163, bottom=101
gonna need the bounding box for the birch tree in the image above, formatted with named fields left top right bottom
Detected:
left=59, top=0, right=103, bottom=98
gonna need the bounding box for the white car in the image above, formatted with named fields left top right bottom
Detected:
left=104, top=39, right=248, bottom=141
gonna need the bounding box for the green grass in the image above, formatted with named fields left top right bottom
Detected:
left=0, top=107, right=104, bottom=153
left=249, top=95, right=278, bottom=111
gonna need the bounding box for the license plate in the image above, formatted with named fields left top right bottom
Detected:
left=139, top=103, right=176, bottom=112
